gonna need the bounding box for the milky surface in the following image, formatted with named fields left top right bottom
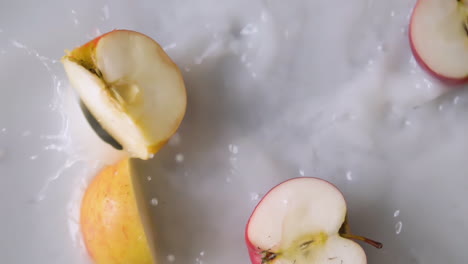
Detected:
left=0, top=0, right=466, bottom=263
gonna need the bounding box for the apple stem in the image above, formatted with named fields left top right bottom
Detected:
left=340, top=233, right=383, bottom=249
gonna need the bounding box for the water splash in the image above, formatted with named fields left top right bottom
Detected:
left=36, top=158, right=83, bottom=201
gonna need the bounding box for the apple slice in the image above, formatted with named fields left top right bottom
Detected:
left=410, top=0, right=468, bottom=84
left=245, top=178, right=382, bottom=264
left=62, top=30, right=187, bottom=159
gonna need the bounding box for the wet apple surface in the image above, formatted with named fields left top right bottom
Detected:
left=1, top=1, right=468, bottom=264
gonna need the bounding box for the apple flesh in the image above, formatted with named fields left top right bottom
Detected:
left=245, top=178, right=382, bottom=264
left=81, top=159, right=156, bottom=264
left=62, top=30, right=187, bottom=159
left=410, top=0, right=468, bottom=84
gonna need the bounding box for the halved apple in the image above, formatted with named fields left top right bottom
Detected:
left=410, top=0, right=468, bottom=84
left=62, top=30, right=187, bottom=159
left=81, top=159, right=157, bottom=264
left=245, top=178, right=382, bottom=264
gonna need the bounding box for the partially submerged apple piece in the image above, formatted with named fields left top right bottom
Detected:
left=245, top=178, right=382, bottom=264
left=410, top=0, right=468, bottom=84
left=62, top=30, right=187, bottom=159
left=81, top=159, right=156, bottom=264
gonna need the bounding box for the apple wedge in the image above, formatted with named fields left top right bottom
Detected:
left=245, top=178, right=382, bottom=264
left=81, top=159, right=156, bottom=264
left=410, top=0, right=468, bottom=84
left=62, top=30, right=186, bottom=159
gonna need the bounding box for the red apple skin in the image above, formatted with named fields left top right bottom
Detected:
left=409, top=0, right=468, bottom=85
left=244, top=177, right=356, bottom=264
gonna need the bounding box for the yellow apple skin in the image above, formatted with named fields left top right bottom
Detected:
left=80, top=159, right=153, bottom=264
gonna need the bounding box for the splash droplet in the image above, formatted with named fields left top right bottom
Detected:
left=175, top=153, right=184, bottom=163
left=250, top=192, right=260, bottom=201
left=169, top=133, right=181, bottom=146
left=346, top=171, right=353, bottom=181
left=228, top=144, right=238, bottom=154
left=395, top=221, right=403, bottom=234
left=167, top=254, right=175, bottom=262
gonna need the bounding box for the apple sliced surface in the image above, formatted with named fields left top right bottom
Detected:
left=410, top=0, right=468, bottom=83
left=62, top=30, right=187, bottom=159
left=245, top=178, right=382, bottom=264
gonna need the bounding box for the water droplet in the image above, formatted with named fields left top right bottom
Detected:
left=200, top=251, right=205, bottom=256
left=22, top=130, right=31, bottom=137
left=394, top=210, right=400, bottom=217
left=1, top=128, right=6, bottom=133
left=346, top=171, right=353, bottom=181
left=240, top=24, right=258, bottom=35
left=164, top=43, right=177, bottom=51
left=404, top=120, right=412, bottom=127
left=175, top=153, right=184, bottom=163
left=169, top=133, right=181, bottom=146
left=395, top=221, right=403, bottom=234
left=250, top=192, right=260, bottom=201
left=226, top=177, right=232, bottom=183
left=149, top=154, right=155, bottom=159
left=299, top=169, right=305, bottom=176
left=151, top=198, right=159, bottom=206
left=228, top=144, right=238, bottom=154
left=390, top=11, right=395, bottom=17
left=147, top=176, right=152, bottom=181
left=102, top=5, right=110, bottom=20
left=438, top=104, right=444, bottom=111
left=241, top=54, right=247, bottom=62
left=30, top=155, right=38, bottom=160
left=283, top=199, right=288, bottom=205
left=167, top=254, right=175, bottom=262
left=453, top=96, right=460, bottom=105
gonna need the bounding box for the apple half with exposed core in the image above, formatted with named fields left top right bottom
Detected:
left=245, top=178, right=382, bottom=264
left=62, top=30, right=187, bottom=159
left=410, top=0, right=468, bottom=83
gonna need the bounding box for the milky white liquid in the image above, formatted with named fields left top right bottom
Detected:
left=1, top=0, right=466, bottom=263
